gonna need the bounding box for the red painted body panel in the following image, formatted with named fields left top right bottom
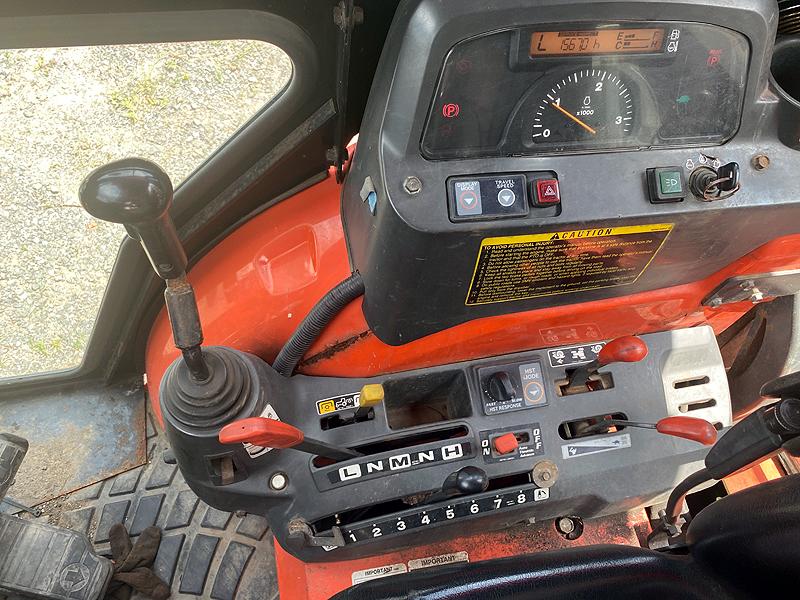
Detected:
left=274, top=510, right=651, bottom=600
left=145, top=166, right=800, bottom=421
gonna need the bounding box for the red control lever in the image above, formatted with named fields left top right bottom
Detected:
left=581, top=415, right=717, bottom=446
left=219, top=417, right=362, bottom=462
left=596, top=335, right=649, bottom=367
left=655, top=416, right=718, bottom=446
left=564, top=335, right=649, bottom=394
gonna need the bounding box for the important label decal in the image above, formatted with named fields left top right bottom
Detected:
left=408, top=551, right=469, bottom=571
left=351, top=563, right=407, bottom=585
left=466, top=224, right=673, bottom=306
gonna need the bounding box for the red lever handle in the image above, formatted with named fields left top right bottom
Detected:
left=656, top=416, right=718, bottom=446
left=597, top=335, right=648, bottom=367
left=219, top=417, right=304, bottom=448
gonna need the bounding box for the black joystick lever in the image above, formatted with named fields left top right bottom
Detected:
left=79, top=159, right=208, bottom=382
left=422, top=466, right=489, bottom=505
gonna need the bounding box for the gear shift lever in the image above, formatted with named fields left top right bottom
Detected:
left=79, top=158, right=208, bottom=382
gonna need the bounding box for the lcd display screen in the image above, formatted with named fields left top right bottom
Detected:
left=530, top=28, right=665, bottom=56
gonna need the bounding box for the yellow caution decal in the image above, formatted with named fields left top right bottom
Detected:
left=466, top=224, right=673, bottom=306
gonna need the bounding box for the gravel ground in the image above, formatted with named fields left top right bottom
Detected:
left=0, top=40, right=291, bottom=378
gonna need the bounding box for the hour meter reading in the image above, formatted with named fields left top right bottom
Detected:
left=530, top=28, right=665, bottom=56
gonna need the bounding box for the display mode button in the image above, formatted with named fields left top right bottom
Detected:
left=454, top=180, right=482, bottom=216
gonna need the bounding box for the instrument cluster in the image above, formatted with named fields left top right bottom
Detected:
left=422, top=22, right=749, bottom=158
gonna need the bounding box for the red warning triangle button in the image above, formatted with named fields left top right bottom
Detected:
left=535, top=178, right=561, bottom=205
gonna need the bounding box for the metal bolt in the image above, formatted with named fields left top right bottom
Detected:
left=270, top=472, right=288, bottom=491
left=555, top=515, right=584, bottom=540
left=403, top=176, right=422, bottom=195
left=752, top=154, right=770, bottom=171
left=740, top=280, right=755, bottom=290
left=531, top=460, right=559, bottom=488
left=557, top=517, right=575, bottom=534
left=750, top=289, right=765, bottom=303
left=708, top=297, right=723, bottom=308
left=287, top=518, right=310, bottom=536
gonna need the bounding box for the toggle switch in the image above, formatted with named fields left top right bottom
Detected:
left=492, top=432, right=519, bottom=455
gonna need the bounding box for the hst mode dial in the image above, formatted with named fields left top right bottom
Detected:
left=531, top=69, right=634, bottom=145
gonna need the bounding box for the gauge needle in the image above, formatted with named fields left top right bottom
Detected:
left=550, top=102, right=597, bottom=135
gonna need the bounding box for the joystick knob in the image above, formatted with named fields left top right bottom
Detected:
left=79, top=158, right=186, bottom=280
left=79, top=158, right=208, bottom=382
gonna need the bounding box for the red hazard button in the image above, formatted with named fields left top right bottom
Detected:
left=493, top=432, right=519, bottom=455
left=535, top=179, right=561, bottom=206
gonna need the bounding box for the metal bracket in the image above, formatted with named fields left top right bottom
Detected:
left=287, top=518, right=347, bottom=548
left=329, top=0, right=364, bottom=183
left=703, top=269, right=800, bottom=307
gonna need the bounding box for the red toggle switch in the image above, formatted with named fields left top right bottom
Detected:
left=219, top=417, right=361, bottom=462
left=493, top=432, right=519, bottom=455
left=597, top=335, right=649, bottom=366
left=656, top=416, right=718, bottom=446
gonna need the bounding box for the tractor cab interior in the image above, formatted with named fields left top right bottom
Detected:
left=2, top=0, right=800, bottom=599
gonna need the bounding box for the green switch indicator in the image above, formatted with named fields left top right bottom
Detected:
left=659, top=171, right=683, bottom=195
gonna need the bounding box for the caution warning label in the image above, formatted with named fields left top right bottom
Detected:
left=466, top=224, right=673, bottom=306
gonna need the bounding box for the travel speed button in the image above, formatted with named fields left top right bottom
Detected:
left=497, top=188, right=516, bottom=207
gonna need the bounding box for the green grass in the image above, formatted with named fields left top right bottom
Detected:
left=108, top=72, right=170, bottom=123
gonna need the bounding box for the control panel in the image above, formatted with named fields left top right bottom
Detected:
left=448, top=172, right=560, bottom=221
left=166, top=326, right=731, bottom=562
left=341, top=0, right=799, bottom=345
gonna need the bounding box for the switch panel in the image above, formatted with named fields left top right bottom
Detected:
left=448, top=174, right=528, bottom=221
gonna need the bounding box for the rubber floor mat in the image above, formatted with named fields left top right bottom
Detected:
left=40, top=412, right=278, bottom=600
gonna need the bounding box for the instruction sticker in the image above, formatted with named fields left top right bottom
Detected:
left=316, top=392, right=360, bottom=415
left=466, top=224, right=673, bottom=306
left=562, top=433, right=632, bottom=459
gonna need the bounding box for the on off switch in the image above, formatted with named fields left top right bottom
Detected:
left=493, top=432, right=519, bottom=455
left=534, top=178, right=560, bottom=205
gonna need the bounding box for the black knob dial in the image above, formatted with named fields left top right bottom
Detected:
left=79, top=158, right=186, bottom=280
left=485, top=371, right=517, bottom=403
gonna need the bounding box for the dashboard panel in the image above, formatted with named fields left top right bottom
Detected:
left=341, top=0, right=796, bottom=346
left=422, top=22, right=749, bottom=158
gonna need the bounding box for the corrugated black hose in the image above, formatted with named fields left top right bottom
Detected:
left=273, top=272, right=365, bottom=377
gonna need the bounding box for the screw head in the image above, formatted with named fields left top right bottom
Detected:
left=270, top=472, right=288, bottom=491
left=403, top=176, right=422, bottom=195
left=752, top=154, right=770, bottom=170
left=708, top=297, right=723, bottom=308
left=557, top=517, right=576, bottom=534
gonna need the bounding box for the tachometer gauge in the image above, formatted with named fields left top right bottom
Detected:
left=531, top=69, right=634, bottom=144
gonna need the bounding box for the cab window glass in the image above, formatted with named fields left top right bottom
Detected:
left=0, top=40, right=291, bottom=378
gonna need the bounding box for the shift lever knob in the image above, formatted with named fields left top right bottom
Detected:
left=79, top=158, right=187, bottom=280
left=79, top=158, right=208, bottom=382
